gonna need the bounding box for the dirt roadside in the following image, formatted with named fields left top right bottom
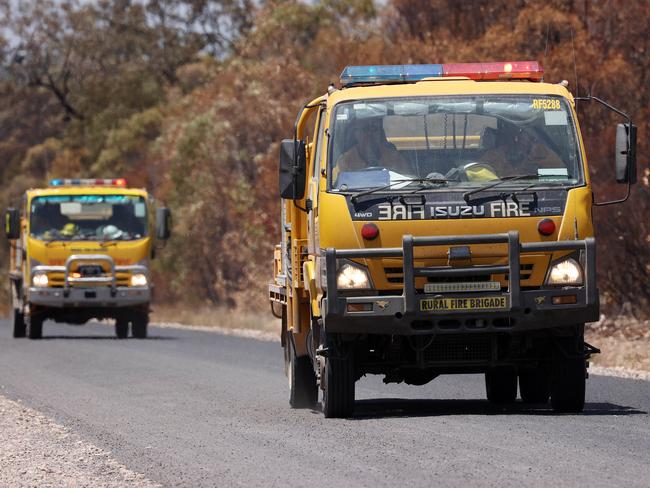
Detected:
left=0, top=395, right=160, bottom=488
left=586, top=315, right=650, bottom=372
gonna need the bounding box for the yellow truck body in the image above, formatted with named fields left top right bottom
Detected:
left=6, top=179, right=171, bottom=339
left=270, top=62, right=637, bottom=417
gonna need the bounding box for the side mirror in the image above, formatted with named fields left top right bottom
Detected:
left=155, top=207, right=172, bottom=240
left=279, top=139, right=306, bottom=199
left=5, top=208, right=20, bottom=239
left=615, top=123, right=637, bottom=184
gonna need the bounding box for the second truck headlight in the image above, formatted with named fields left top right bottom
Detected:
left=32, top=273, right=49, bottom=287
left=130, top=273, right=148, bottom=287
left=546, top=258, right=583, bottom=286
left=337, top=263, right=371, bottom=290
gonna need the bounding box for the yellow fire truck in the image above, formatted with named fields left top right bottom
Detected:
left=269, top=61, right=637, bottom=417
left=5, top=178, right=171, bottom=339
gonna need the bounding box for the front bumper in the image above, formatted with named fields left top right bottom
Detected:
left=29, top=286, right=151, bottom=308
left=29, top=253, right=151, bottom=308
left=324, top=231, right=599, bottom=335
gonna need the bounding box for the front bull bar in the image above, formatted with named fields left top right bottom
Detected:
left=324, top=231, right=597, bottom=329
left=31, top=254, right=148, bottom=297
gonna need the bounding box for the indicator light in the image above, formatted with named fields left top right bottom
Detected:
left=537, top=218, right=556, bottom=236
left=361, top=223, right=379, bottom=240
left=347, top=303, right=373, bottom=312
left=552, top=295, right=577, bottom=305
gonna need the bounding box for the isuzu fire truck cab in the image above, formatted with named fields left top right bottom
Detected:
left=270, top=61, right=637, bottom=417
left=5, top=179, right=171, bottom=339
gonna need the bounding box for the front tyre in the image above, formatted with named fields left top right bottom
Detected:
left=322, top=342, right=355, bottom=418
left=12, top=309, right=26, bottom=338
left=115, top=318, right=129, bottom=339
left=551, top=330, right=586, bottom=413
left=288, top=337, right=318, bottom=409
left=485, top=367, right=517, bottom=403
left=519, top=366, right=551, bottom=404
left=131, top=312, right=149, bottom=339
left=26, top=314, right=43, bottom=339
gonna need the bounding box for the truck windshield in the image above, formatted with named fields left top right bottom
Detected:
left=30, top=195, right=148, bottom=241
left=328, top=95, right=582, bottom=192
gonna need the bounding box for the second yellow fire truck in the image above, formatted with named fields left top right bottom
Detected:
left=5, top=178, right=171, bottom=339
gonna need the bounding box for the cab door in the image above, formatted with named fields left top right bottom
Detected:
left=307, top=108, right=326, bottom=254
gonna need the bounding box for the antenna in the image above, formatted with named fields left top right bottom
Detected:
left=570, top=28, right=579, bottom=99
left=542, top=23, right=550, bottom=82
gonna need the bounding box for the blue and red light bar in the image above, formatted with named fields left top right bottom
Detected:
left=50, top=178, right=127, bottom=187
left=340, top=61, right=543, bottom=87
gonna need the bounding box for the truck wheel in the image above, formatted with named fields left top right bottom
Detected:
left=322, top=343, right=355, bottom=418
left=13, top=309, right=26, bottom=338
left=288, top=339, right=318, bottom=408
left=131, top=312, right=148, bottom=339
left=519, top=367, right=550, bottom=404
left=485, top=367, right=517, bottom=403
left=26, top=315, right=43, bottom=339
left=551, top=358, right=586, bottom=413
left=115, top=318, right=129, bottom=339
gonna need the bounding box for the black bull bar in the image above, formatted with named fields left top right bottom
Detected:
left=323, top=231, right=598, bottom=334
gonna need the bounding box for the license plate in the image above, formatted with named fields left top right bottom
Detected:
left=420, top=295, right=508, bottom=312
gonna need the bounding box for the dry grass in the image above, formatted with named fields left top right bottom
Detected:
left=586, top=316, right=650, bottom=373
left=151, top=303, right=281, bottom=337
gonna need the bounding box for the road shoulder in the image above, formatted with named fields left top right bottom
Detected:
left=0, top=393, right=159, bottom=488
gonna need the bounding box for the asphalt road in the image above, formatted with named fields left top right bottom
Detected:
left=1, top=319, right=649, bottom=487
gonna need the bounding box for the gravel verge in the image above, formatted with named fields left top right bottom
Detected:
left=0, top=394, right=159, bottom=488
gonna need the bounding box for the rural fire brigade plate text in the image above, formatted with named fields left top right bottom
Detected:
left=420, top=296, right=508, bottom=312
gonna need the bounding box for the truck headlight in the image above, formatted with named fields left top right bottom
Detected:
left=33, top=273, right=49, bottom=287
left=130, top=273, right=148, bottom=287
left=337, top=263, right=371, bottom=290
left=545, top=258, right=583, bottom=286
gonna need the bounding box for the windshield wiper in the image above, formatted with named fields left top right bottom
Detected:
left=350, top=177, right=449, bottom=203
left=463, top=174, right=539, bottom=204
left=100, top=240, right=118, bottom=247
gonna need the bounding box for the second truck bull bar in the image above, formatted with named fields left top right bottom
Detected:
left=31, top=254, right=148, bottom=297
left=325, top=231, right=597, bottom=316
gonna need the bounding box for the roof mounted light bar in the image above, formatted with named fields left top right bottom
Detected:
left=50, top=178, right=127, bottom=187
left=340, top=61, right=543, bottom=87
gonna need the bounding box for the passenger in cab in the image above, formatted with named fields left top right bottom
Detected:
left=336, top=117, right=412, bottom=176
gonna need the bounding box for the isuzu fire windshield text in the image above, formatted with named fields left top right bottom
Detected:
left=269, top=61, right=637, bottom=417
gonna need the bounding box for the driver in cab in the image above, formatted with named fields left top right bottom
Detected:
left=335, top=117, right=412, bottom=178
left=478, top=125, right=564, bottom=177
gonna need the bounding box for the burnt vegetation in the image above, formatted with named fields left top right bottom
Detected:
left=0, top=0, right=647, bottom=316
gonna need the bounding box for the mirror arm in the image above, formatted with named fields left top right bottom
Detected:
left=290, top=100, right=324, bottom=211
left=575, top=96, right=634, bottom=206
left=575, top=96, right=631, bottom=122
left=593, top=179, right=631, bottom=206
